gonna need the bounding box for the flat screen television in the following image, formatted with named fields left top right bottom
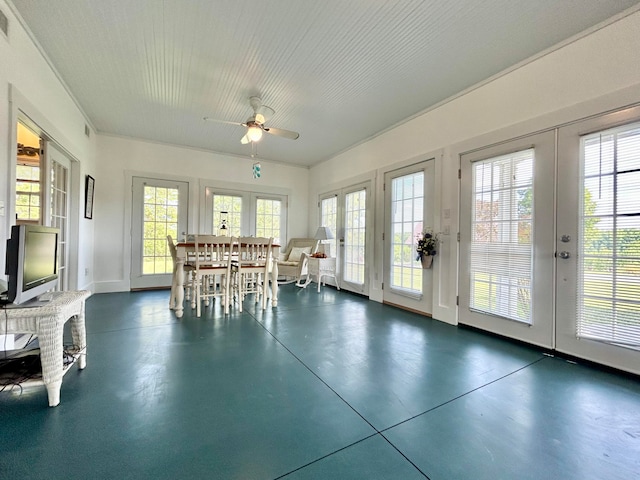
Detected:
left=5, top=225, right=60, bottom=305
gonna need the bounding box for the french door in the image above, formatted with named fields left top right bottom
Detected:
left=320, top=181, right=371, bottom=295
left=382, top=160, right=435, bottom=314
left=556, top=107, right=640, bottom=374
left=203, top=187, right=287, bottom=245
left=459, top=131, right=556, bottom=348
left=460, top=108, right=640, bottom=375
left=131, top=177, right=188, bottom=289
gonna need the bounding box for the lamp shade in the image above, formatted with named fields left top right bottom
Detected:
left=314, top=226, right=334, bottom=240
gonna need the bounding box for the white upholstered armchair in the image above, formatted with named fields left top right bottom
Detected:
left=277, top=238, right=318, bottom=285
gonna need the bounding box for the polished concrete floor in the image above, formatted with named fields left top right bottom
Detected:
left=1, top=286, right=639, bottom=479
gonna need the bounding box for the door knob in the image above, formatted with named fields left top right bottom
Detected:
left=558, top=251, right=570, bottom=259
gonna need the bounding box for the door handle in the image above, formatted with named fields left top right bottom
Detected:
left=558, top=251, right=570, bottom=259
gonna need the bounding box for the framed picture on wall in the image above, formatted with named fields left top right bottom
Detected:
left=85, top=175, right=95, bottom=219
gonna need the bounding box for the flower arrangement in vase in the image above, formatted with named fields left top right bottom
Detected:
left=416, top=228, right=439, bottom=268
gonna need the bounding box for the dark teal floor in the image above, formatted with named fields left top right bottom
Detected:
left=1, top=286, right=639, bottom=479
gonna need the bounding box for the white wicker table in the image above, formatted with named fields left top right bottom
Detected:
left=299, top=257, right=340, bottom=292
left=1, top=290, right=90, bottom=407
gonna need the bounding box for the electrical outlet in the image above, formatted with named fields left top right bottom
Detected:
left=85, top=268, right=89, bottom=276
left=443, top=225, right=451, bottom=235
left=0, top=200, right=5, bottom=217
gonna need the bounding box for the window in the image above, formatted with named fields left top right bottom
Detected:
left=470, top=149, right=534, bottom=323
left=578, top=123, right=640, bottom=349
left=390, top=172, right=424, bottom=293
left=16, top=163, right=41, bottom=222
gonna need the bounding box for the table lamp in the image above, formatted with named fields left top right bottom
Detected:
left=315, top=226, right=334, bottom=256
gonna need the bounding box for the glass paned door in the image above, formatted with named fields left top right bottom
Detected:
left=459, top=131, right=555, bottom=348
left=131, top=177, right=188, bottom=289
left=383, top=160, right=434, bottom=313
left=204, top=188, right=287, bottom=243
left=319, top=182, right=371, bottom=295
left=557, top=109, right=640, bottom=375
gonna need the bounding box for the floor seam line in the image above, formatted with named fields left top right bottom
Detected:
left=248, top=311, right=431, bottom=479
left=249, top=311, right=379, bottom=431
left=271, top=432, right=380, bottom=479
left=379, top=355, right=548, bottom=434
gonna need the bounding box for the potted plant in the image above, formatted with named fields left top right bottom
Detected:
left=416, top=228, right=439, bottom=269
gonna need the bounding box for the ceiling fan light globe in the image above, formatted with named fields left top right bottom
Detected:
left=247, top=125, right=263, bottom=142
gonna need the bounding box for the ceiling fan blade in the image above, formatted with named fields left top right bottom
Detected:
left=264, top=127, right=300, bottom=140
left=203, top=116, right=243, bottom=127
left=240, top=133, right=250, bottom=144
left=255, top=105, right=275, bottom=124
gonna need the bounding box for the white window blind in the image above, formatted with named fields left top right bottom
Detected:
left=470, top=149, right=534, bottom=323
left=578, top=123, right=640, bottom=350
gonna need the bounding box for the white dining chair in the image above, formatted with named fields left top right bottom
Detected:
left=192, top=235, right=235, bottom=316
left=232, top=237, right=273, bottom=311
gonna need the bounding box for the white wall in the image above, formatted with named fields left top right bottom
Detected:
left=93, top=135, right=310, bottom=292
left=0, top=0, right=97, bottom=291
left=3, top=0, right=640, bottom=314
left=309, top=9, right=640, bottom=324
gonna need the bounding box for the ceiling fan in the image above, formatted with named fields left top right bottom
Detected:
left=204, top=96, right=299, bottom=144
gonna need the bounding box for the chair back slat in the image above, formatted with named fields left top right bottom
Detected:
left=237, top=237, right=273, bottom=266
left=194, top=235, right=233, bottom=269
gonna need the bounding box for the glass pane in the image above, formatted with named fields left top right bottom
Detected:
left=213, top=194, right=242, bottom=237
left=578, top=123, right=640, bottom=348
left=344, top=189, right=366, bottom=284
left=389, top=172, right=424, bottom=293
left=140, top=185, right=179, bottom=275
left=470, top=149, right=534, bottom=323
left=256, top=198, right=281, bottom=244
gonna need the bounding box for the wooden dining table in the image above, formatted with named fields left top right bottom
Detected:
left=172, top=241, right=280, bottom=318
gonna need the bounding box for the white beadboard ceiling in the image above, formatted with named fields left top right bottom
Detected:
left=8, top=0, right=640, bottom=167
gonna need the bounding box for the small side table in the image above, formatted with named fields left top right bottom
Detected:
left=301, top=256, right=340, bottom=292
left=1, top=290, right=90, bottom=406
